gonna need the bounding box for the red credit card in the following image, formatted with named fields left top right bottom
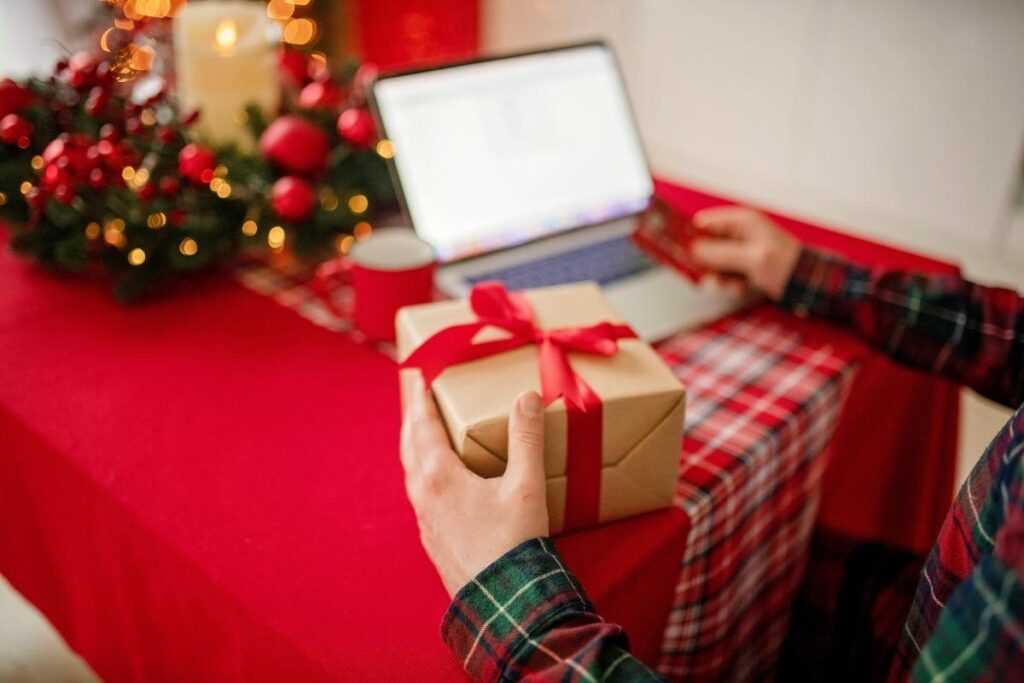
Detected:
left=632, top=198, right=705, bottom=282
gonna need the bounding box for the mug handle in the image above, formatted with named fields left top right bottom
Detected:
left=312, top=256, right=353, bottom=320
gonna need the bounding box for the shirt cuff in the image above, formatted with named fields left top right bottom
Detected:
left=779, top=246, right=866, bottom=320
left=441, top=537, right=592, bottom=681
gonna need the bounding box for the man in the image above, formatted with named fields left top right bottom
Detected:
left=399, top=206, right=1024, bottom=681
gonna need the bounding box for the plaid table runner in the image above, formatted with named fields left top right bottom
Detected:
left=656, top=316, right=855, bottom=680
left=234, top=260, right=857, bottom=681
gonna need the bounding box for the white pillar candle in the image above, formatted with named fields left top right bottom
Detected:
left=173, top=1, right=280, bottom=150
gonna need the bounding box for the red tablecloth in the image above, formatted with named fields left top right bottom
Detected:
left=0, top=238, right=688, bottom=681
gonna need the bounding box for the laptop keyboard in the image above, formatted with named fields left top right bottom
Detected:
left=465, top=234, right=654, bottom=290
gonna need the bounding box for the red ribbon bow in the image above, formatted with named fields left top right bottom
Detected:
left=401, top=282, right=636, bottom=530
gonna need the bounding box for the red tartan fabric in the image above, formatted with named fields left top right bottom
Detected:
left=656, top=313, right=855, bottom=679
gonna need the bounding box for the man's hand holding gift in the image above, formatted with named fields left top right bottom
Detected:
left=400, top=379, right=550, bottom=596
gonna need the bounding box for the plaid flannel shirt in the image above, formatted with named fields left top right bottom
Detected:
left=441, top=247, right=1024, bottom=682
left=442, top=537, right=663, bottom=682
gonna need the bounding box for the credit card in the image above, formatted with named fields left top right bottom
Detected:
left=632, top=198, right=705, bottom=282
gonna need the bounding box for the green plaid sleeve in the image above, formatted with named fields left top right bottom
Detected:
left=893, top=404, right=1024, bottom=680
left=441, top=537, right=663, bottom=681
left=781, top=247, right=1024, bottom=408
left=910, top=554, right=1024, bottom=681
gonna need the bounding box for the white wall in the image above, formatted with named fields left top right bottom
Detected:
left=0, top=1, right=95, bottom=79
left=484, top=0, right=1024, bottom=286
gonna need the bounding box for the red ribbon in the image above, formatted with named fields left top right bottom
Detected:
left=401, top=282, right=636, bottom=530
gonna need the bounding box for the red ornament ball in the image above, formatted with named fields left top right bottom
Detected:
left=94, top=61, right=115, bottom=87
left=159, top=176, right=180, bottom=197
left=0, top=113, right=32, bottom=149
left=42, top=135, right=69, bottom=164
left=178, top=143, right=217, bottom=185
left=41, top=163, right=73, bottom=191
left=25, top=186, right=48, bottom=210
left=278, top=49, right=309, bottom=89
left=259, top=115, right=329, bottom=175
left=0, top=78, right=33, bottom=117
left=337, top=108, right=376, bottom=148
left=68, top=52, right=96, bottom=74
left=297, top=81, right=344, bottom=110
left=271, top=176, right=317, bottom=223
left=156, top=126, right=176, bottom=144
left=94, top=139, right=131, bottom=175
left=352, top=63, right=379, bottom=102
left=66, top=52, right=97, bottom=89
left=41, top=134, right=93, bottom=176
left=84, top=86, right=108, bottom=117
left=54, top=184, right=76, bottom=205
left=88, top=167, right=107, bottom=190
left=99, top=123, right=120, bottom=142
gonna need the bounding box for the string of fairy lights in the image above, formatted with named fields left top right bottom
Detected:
left=91, top=0, right=382, bottom=265
left=101, top=0, right=323, bottom=82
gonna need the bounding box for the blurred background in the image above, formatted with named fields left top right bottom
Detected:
left=486, top=1, right=1024, bottom=289
left=4, top=0, right=1021, bottom=285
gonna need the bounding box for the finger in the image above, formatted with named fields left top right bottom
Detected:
left=692, top=206, right=760, bottom=236
left=703, top=272, right=750, bottom=297
left=691, top=238, right=755, bottom=275
left=700, top=271, right=746, bottom=288
left=699, top=271, right=739, bottom=289
left=399, top=376, right=425, bottom=475
left=400, top=408, right=416, bottom=474
left=405, top=378, right=459, bottom=472
left=503, top=391, right=546, bottom=488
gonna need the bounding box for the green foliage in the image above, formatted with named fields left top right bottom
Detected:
left=2, top=60, right=396, bottom=302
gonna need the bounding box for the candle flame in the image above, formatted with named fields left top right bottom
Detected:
left=215, top=19, right=238, bottom=55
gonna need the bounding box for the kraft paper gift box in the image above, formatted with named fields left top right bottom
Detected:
left=396, top=282, right=686, bottom=533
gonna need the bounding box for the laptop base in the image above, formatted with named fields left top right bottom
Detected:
left=437, top=219, right=747, bottom=341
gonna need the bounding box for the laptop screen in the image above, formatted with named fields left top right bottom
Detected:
left=372, top=43, right=653, bottom=262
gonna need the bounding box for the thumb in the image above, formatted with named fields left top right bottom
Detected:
left=691, top=238, right=755, bottom=275
left=504, top=391, right=546, bottom=488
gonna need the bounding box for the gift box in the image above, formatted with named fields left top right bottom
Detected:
left=397, top=282, right=686, bottom=533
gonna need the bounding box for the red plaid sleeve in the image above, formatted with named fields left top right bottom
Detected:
left=780, top=248, right=1024, bottom=408
left=441, top=537, right=662, bottom=682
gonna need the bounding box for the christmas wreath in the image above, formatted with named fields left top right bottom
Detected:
left=0, top=47, right=394, bottom=301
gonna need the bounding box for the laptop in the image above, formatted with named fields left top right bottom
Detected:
left=369, top=41, right=743, bottom=341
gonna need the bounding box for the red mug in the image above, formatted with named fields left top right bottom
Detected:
left=314, top=228, right=435, bottom=342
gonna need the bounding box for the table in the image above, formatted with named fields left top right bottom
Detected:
left=0, top=182, right=959, bottom=682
